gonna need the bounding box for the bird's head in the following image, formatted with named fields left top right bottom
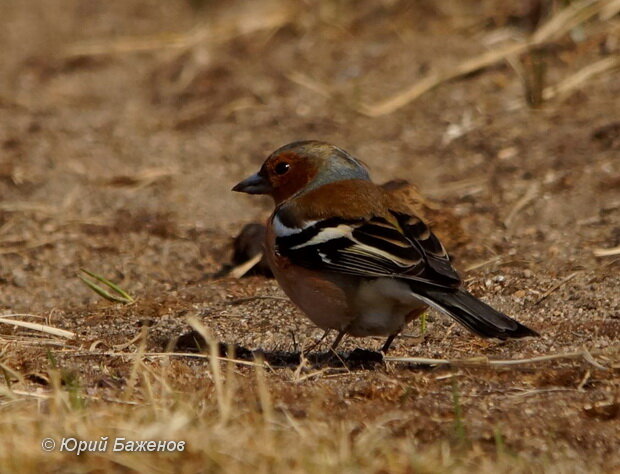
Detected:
left=232, top=140, right=369, bottom=204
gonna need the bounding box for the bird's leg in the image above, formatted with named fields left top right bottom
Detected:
left=322, top=330, right=348, bottom=366
left=330, top=330, right=346, bottom=353
left=380, top=333, right=398, bottom=354
left=305, top=329, right=331, bottom=354
left=381, top=307, right=427, bottom=354
left=386, top=307, right=429, bottom=354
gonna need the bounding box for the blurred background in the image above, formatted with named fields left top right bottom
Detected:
left=0, top=0, right=618, bottom=308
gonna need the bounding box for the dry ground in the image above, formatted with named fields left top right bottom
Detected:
left=0, top=1, right=619, bottom=472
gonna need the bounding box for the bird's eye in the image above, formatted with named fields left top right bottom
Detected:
left=274, top=162, right=290, bottom=175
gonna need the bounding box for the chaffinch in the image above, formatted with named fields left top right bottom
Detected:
left=233, top=140, right=538, bottom=353
left=230, top=180, right=469, bottom=279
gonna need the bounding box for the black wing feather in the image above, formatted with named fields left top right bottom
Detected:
left=390, top=211, right=461, bottom=285
left=275, top=211, right=460, bottom=288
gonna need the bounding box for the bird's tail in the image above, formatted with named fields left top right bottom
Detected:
left=411, top=285, right=538, bottom=339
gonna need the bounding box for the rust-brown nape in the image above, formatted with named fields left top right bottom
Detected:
left=263, top=151, right=320, bottom=204
left=290, top=180, right=393, bottom=221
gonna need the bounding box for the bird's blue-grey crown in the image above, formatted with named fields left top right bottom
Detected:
left=275, top=140, right=370, bottom=193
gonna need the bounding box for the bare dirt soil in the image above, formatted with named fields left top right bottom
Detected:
left=0, top=1, right=618, bottom=472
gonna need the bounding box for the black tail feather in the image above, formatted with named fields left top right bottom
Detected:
left=413, top=286, right=538, bottom=339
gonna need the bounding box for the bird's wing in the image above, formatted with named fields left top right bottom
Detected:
left=273, top=209, right=461, bottom=288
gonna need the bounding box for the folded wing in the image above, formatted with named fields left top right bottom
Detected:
left=274, top=210, right=461, bottom=288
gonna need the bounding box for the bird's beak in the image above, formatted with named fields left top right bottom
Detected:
left=232, top=172, right=271, bottom=195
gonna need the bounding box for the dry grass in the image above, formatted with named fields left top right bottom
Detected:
left=1, top=345, right=614, bottom=473
left=360, top=0, right=620, bottom=116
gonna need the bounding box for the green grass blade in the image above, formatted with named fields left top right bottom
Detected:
left=451, top=377, right=468, bottom=445
left=419, top=311, right=428, bottom=335
left=78, top=275, right=132, bottom=303
left=78, top=270, right=134, bottom=304
left=80, top=269, right=134, bottom=300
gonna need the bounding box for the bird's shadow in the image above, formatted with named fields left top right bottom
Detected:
left=173, top=330, right=384, bottom=370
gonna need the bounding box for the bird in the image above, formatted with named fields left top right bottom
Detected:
left=232, top=140, right=538, bottom=353
left=228, top=180, right=469, bottom=279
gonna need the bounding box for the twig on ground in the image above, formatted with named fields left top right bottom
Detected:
left=510, top=387, right=579, bottom=398
left=581, top=347, right=608, bottom=370
left=70, top=350, right=266, bottom=368
left=464, top=255, right=503, bottom=272
left=593, top=245, right=620, bottom=257
left=63, top=1, right=294, bottom=58
left=0, top=317, right=74, bottom=339
left=227, top=295, right=290, bottom=305
left=504, top=182, right=540, bottom=228
left=507, top=54, right=620, bottom=110
left=577, top=369, right=592, bottom=390
left=102, top=167, right=178, bottom=189
left=229, top=253, right=263, bottom=279
left=4, top=388, right=141, bottom=406
left=542, top=55, right=620, bottom=102
left=534, top=271, right=581, bottom=305
left=113, top=332, right=145, bottom=351
left=0, top=336, right=69, bottom=348
left=425, top=177, right=487, bottom=199
left=286, top=72, right=332, bottom=98
left=0, top=237, right=64, bottom=255
left=385, top=347, right=611, bottom=370
left=295, top=368, right=332, bottom=383
left=0, top=313, right=47, bottom=320
left=0, top=202, right=58, bottom=214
